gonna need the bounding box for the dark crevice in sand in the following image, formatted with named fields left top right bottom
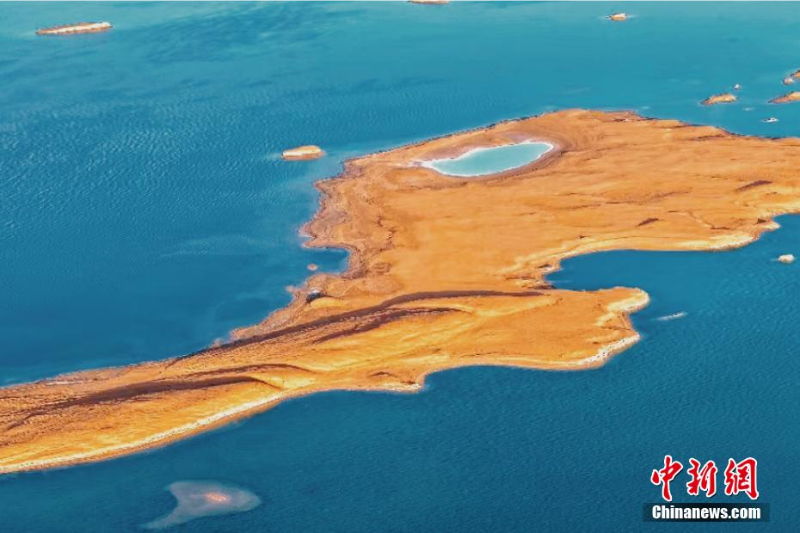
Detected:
left=737, top=179, right=772, bottom=192
left=2, top=376, right=271, bottom=431
left=173, top=289, right=545, bottom=363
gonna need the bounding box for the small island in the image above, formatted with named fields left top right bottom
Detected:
left=36, top=22, right=111, bottom=36
left=3, top=110, right=800, bottom=475
left=701, top=93, right=737, bottom=106
left=770, top=91, right=800, bottom=104
left=282, top=145, right=325, bottom=160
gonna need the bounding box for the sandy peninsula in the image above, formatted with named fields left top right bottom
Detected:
left=3, top=110, right=800, bottom=475
left=701, top=93, right=737, bottom=106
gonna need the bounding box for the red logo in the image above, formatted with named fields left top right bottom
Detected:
left=724, top=457, right=759, bottom=500
left=686, top=458, right=718, bottom=497
left=651, top=455, right=683, bottom=502
left=652, top=456, right=759, bottom=501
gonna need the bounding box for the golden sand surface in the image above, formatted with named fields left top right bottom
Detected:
left=3, top=109, right=800, bottom=475
left=701, top=93, right=737, bottom=106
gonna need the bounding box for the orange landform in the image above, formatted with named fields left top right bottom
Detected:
left=3, top=110, right=800, bottom=475
left=701, top=93, right=737, bottom=106
left=770, top=91, right=800, bottom=104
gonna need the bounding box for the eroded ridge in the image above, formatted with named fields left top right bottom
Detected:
left=3, top=110, right=800, bottom=474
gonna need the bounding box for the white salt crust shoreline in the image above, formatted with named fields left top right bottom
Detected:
left=416, top=140, right=556, bottom=175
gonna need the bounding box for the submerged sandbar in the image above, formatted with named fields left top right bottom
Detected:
left=2, top=110, right=800, bottom=475
left=142, top=481, right=261, bottom=530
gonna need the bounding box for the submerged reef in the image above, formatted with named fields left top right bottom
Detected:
left=142, top=481, right=261, bottom=530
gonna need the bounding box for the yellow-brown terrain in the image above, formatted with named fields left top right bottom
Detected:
left=771, top=91, right=800, bottom=104
left=2, top=109, right=800, bottom=475
left=701, top=93, right=737, bottom=106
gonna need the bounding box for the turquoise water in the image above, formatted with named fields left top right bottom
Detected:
left=2, top=2, right=800, bottom=531
left=424, top=142, right=552, bottom=176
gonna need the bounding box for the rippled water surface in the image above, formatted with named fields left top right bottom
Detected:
left=2, top=2, right=800, bottom=531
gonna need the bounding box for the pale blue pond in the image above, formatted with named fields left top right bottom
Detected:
left=423, top=141, right=553, bottom=177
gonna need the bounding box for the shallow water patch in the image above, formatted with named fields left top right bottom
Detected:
left=142, top=481, right=261, bottom=530
left=421, top=141, right=553, bottom=177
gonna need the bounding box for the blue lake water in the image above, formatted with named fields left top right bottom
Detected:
left=2, top=2, right=800, bottom=531
left=423, top=142, right=552, bottom=177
